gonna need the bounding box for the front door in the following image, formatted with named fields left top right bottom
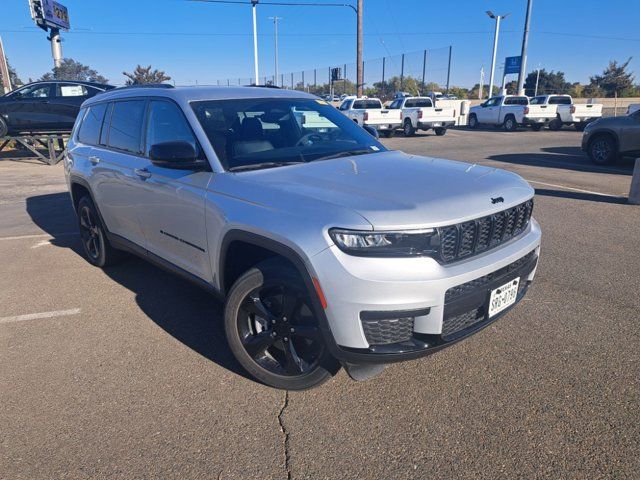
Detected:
left=6, top=83, right=57, bottom=131
left=136, top=99, right=212, bottom=282
left=620, top=111, right=640, bottom=154
left=48, top=83, right=94, bottom=130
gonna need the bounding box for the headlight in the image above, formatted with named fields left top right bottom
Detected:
left=329, top=228, right=439, bottom=257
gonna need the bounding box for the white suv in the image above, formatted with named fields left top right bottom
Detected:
left=64, top=85, right=541, bottom=390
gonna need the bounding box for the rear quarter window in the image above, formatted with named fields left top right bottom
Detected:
left=77, top=103, right=107, bottom=145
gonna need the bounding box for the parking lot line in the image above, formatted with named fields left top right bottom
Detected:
left=527, top=179, right=627, bottom=199
left=0, top=232, right=76, bottom=241
left=0, top=308, right=81, bottom=325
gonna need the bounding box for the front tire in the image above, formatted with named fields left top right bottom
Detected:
left=467, top=114, right=478, bottom=129
left=588, top=134, right=617, bottom=165
left=224, top=259, right=339, bottom=390
left=434, top=127, right=447, bottom=136
left=548, top=117, right=562, bottom=131
left=77, top=196, right=123, bottom=267
left=403, top=119, right=416, bottom=136
left=503, top=115, right=518, bottom=132
left=530, top=123, right=542, bottom=131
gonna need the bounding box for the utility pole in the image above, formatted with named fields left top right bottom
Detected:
left=251, top=0, right=259, bottom=85
left=0, top=35, right=12, bottom=93
left=269, top=16, right=281, bottom=86
left=479, top=66, right=484, bottom=99
left=517, top=0, right=533, bottom=95
left=486, top=11, right=509, bottom=98
left=356, top=0, right=363, bottom=96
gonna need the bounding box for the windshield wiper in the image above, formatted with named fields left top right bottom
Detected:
left=313, top=149, right=376, bottom=162
left=228, top=161, right=304, bottom=172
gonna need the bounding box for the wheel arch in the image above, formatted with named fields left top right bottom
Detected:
left=588, top=129, right=619, bottom=151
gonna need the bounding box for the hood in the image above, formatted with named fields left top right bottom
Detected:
left=233, top=150, right=534, bottom=230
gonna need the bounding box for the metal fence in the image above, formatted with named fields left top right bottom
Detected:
left=212, top=46, right=453, bottom=100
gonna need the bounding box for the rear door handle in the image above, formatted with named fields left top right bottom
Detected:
left=134, top=167, right=152, bottom=179
left=89, top=155, right=100, bottom=165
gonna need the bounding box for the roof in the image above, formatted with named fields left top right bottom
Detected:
left=83, top=85, right=318, bottom=107
left=17, top=80, right=115, bottom=90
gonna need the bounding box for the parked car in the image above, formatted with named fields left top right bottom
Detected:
left=338, top=97, right=402, bottom=137
left=64, top=85, right=541, bottom=390
left=0, top=80, right=114, bottom=137
left=468, top=95, right=556, bottom=131
left=529, top=95, right=602, bottom=131
left=581, top=109, right=640, bottom=164
left=386, top=96, right=456, bottom=136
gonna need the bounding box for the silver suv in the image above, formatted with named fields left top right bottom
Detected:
left=64, top=85, right=541, bottom=390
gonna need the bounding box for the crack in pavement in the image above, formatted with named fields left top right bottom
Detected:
left=278, top=390, right=292, bottom=480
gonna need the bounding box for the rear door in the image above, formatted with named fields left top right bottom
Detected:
left=48, top=83, right=99, bottom=130
left=136, top=99, right=212, bottom=281
left=620, top=111, right=640, bottom=154
left=89, top=99, right=149, bottom=248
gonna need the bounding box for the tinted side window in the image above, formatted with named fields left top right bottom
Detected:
left=353, top=100, right=382, bottom=109
left=388, top=100, right=402, bottom=109
left=145, top=100, right=198, bottom=156
left=414, top=99, right=433, bottom=108
left=106, top=100, right=146, bottom=154
left=77, top=103, right=107, bottom=145
left=16, top=84, right=52, bottom=99
left=404, top=100, right=415, bottom=108
left=339, top=100, right=352, bottom=111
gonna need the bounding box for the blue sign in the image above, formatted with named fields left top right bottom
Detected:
left=504, top=56, right=522, bottom=75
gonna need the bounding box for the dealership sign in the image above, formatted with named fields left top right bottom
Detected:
left=29, top=0, right=70, bottom=31
left=504, top=56, right=522, bottom=75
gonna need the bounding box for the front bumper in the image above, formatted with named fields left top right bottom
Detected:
left=311, top=219, right=541, bottom=363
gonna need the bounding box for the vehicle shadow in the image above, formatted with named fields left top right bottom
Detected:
left=25, top=192, right=251, bottom=381
left=488, top=146, right=635, bottom=176
left=534, top=188, right=628, bottom=205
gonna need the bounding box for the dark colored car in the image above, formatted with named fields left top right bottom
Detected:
left=0, top=80, right=115, bottom=137
left=581, top=109, right=640, bottom=164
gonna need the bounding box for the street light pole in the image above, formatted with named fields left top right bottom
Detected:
left=517, top=0, right=533, bottom=95
left=269, top=16, right=281, bottom=86
left=534, top=64, right=541, bottom=96
left=251, top=0, right=259, bottom=84
left=356, top=0, right=363, bottom=96
left=486, top=11, right=509, bottom=98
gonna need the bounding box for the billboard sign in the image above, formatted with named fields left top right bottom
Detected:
left=504, top=56, right=522, bottom=75
left=29, top=0, right=70, bottom=31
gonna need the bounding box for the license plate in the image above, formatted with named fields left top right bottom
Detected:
left=488, top=277, right=520, bottom=318
left=433, top=122, right=441, bottom=127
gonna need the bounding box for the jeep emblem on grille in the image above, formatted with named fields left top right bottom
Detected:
left=491, top=196, right=504, bottom=204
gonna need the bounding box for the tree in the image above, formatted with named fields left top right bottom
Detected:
left=40, top=58, right=108, bottom=83
left=123, top=65, right=171, bottom=85
left=587, top=58, right=635, bottom=97
left=523, top=69, right=571, bottom=96
left=0, top=58, right=23, bottom=88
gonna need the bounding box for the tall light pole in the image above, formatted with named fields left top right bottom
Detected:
left=269, top=16, right=281, bottom=86
left=251, top=0, right=259, bottom=84
left=534, top=63, right=541, bottom=96
left=356, top=0, right=363, bottom=96
left=486, top=11, right=509, bottom=98
left=517, top=0, right=533, bottom=95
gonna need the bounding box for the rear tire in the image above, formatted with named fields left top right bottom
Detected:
left=0, top=117, right=8, bottom=138
left=530, top=123, right=542, bottom=131
left=503, top=115, right=518, bottom=132
left=548, top=117, right=562, bottom=131
left=434, top=127, right=447, bottom=136
left=224, top=259, right=340, bottom=390
left=77, top=196, right=123, bottom=268
left=467, top=114, right=478, bottom=129
left=403, top=119, right=415, bottom=136
left=574, top=122, right=587, bottom=132
left=587, top=134, right=617, bottom=165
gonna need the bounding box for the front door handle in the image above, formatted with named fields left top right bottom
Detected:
left=134, top=167, right=152, bottom=179
left=89, top=155, right=100, bottom=165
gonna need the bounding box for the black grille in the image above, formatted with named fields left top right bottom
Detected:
left=445, top=250, right=537, bottom=303
left=436, top=199, right=533, bottom=264
left=442, top=308, right=483, bottom=339
left=361, top=317, right=414, bottom=345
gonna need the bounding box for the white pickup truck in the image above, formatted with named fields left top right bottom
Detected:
left=386, top=96, right=456, bottom=136
left=468, top=95, right=556, bottom=131
left=338, top=97, right=402, bottom=137
left=529, top=95, right=603, bottom=131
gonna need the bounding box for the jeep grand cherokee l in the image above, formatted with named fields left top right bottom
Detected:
left=64, top=85, right=541, bottom=390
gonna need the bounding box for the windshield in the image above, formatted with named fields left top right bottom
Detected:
left=191, top=97, right=386, bottom=171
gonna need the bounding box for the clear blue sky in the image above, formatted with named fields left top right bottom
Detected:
left=1, top=0, right=639, bottom=87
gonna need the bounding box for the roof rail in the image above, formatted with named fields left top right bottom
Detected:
left=115, top=83, right=174, bottom=90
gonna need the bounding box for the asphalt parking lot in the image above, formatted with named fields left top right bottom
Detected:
left=1, top=128, right=638, bottom=479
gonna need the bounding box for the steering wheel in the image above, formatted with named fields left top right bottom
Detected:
left=296, top=133, right=325, bottom=147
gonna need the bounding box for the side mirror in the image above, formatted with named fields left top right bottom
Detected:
left=363, top=125, right=379, bottom=139
left=149, top=141, right=204, bottom=170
